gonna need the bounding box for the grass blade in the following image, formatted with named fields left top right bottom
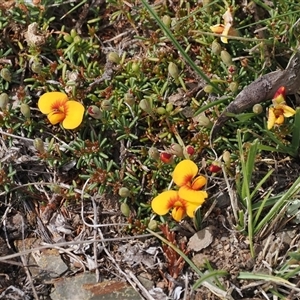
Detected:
left=140, top=0, right=221, bottom=93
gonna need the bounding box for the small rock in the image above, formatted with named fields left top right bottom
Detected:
left=137, top=274, right=153, bottom=291
left=33, top=248, right=68, bottom=277
left=5, top=213, right=28, bottom=240
left=215, top=192, right=230, bottom=208
left=51, top=273, right=143, bottom=300
left=51, top=273, right=96, bottom=300
left=188, top=226, right=214, bottom=252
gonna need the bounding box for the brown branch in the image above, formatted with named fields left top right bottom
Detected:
left=210, top=50, right=300, bottom=140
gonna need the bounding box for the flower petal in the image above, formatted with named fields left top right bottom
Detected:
left=151, top=190, right=179, bottom=216
left=267, top=107, right=276, bottom=130
left=281, top=104, right=296, bottom=117
left=179, top=186, right=208, bottom=205
left=272, top=86, right=286, bottom=105
left=221, top=23, right=231, bottom=43
left=47, top=111, right=65, bottom=125
left=210, top=24, right=225, bottom=34
left=275, top=114, right=284, bottom=125
left=173, top=160, right=198, bottom=187
left=185, top=202, right=201, bottom=219
left=62, top=101, right=85, bottom=129
left=171, top=206, right=186, bottom=222
left=191, top=175, right=207, bottom=190
left=223, top=7, right=233, bottom=25
left=38, top=92, right=68, bottom=114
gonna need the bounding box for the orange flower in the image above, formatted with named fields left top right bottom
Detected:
left=151, top=160, right=208, bottom=221
left=267, top=105, right=295, bottom=130
left=267, top=86, right=295, bottom=130
left=172, top=160, right=207, bottom=204
left=38, top=92, right=84, bottom=129
left=151, top=190, right=202, bottom=222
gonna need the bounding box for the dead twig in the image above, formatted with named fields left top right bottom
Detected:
left=210, top=50, right=300, bottom=140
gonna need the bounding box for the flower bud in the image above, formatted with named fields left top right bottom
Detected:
left=120, top=202, right=130, bottom=217
left=88, top=105, right=103, bottom=119
left=221, top=50, right=233, bottom=66
left=70, top=29, right=77, bottom=38
left=222, top=151, right=231, bottom=167
left=169, top=143, right=183, bottom=157
left=211, top=40, right=221, bottom=55
left=101, top=100, right=112, bottom=111
left=63, top=33, right=73, bottom=43
left=124, top=92, right=135, bottom=106
left=162, top=15, right=171, bottom=27
left=203, top=85, right=213, bottom=93
left=148, top=219, right=158, bottom=230
left=31, top=61, right=42, bottom=74
left=185, top=145, right=195, bottom=156
left=168, top=62, right=179, bottom=80
left=67, top=70, right=79, bottom=82
left=107, top=52, right=120, bottom=64
left=196, top=113, right=212, bottom=128
left=228, top=65, right=237, bottom=74
left=119, top=187, right=130, bottom=198
left=229, top=81, right=239, bottom=93
left=156, top=107, right=166, bottom=115
left=166, top=103, right=173, bottom=113
left=20, top=103, right=31, bottom=119
left=252, top=103, right=263, bottom=114
left=160, top=152, right=174, bottom=164
left=139, top=98, right=151, bottom=113
left=73, top=36, right=81, bottom=43
left=0, top=93, right=9, bottom=110
left=148, top=147, right=160, bottom=160
left=33, top=138, right=45, bottom=153
left=0, top=68, right=11, bottom=82
left=209, top=161, right=222, bottom=173
left=272, top=86, right=286, bottom=105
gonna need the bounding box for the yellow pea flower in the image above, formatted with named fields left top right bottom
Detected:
left=267, top=86, right=296, bottom=130
left=151, top=160, right=208, bottom=221
left=267, top=105, right=296, bottom=130
left=151, top=190, right=202, bottom=222
left=38, top=92, right=84, bottom=129
left=172, top=159, right=208, bottom=204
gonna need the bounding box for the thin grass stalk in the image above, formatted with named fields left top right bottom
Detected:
left=254, top=176, right=300, bottom=235
left=237, top=130, right=254, bottom=257
left=249, top=169, right=273, bottom=200
left=291, top=108, right=300, bottom=153
left=238, top=272, right=297, bottom=287
left=140, top=0, right=221, bottom=93
left=253, top=188, right=273, bottom=227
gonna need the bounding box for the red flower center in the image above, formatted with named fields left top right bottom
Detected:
left=51, top=100, right=68, bottom=117
left=167, top=195, right=187, bottom=210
